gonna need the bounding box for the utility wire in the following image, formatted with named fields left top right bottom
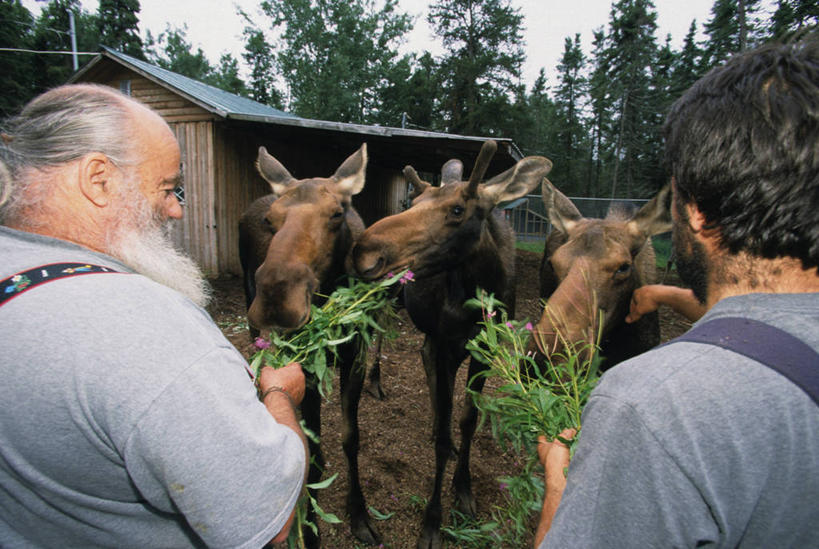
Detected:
left=6, top=17, right=71, bottom=36
left=0, top=47, right=98, bottom=55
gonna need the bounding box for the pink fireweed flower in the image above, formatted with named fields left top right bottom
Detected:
left=254, top=337, right=271, bottom=350
left=387, top=272, right=395, bottom=279
left=485, top=310, right=496, bottom=320
left=399, top=270, right=415, bottom=284
left=506, top=321, right=513, bottom=328
left=525, top=322, right=533, bottom=331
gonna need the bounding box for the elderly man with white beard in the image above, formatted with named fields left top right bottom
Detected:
left=0, top=84, right=308, bottom=548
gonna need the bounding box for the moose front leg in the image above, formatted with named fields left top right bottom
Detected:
left=418, top=337, right=458, bottom=549
left=365, top=332, right=387, bottom=400
left=452, top=355, right=487, bottom=517
left=300, top=383, right=324, bottom=549
left=339, top=346, right=382, bottom=546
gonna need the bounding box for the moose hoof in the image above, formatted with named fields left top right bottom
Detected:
left=365, top=380, right=386, bottom=400
left=416, top=527, right=442, bottom=549
left=455, top=490, right=477, bottom=517
left=417, top=504, right=443, bottom=549
left=351, top=514, right=382, bottom=546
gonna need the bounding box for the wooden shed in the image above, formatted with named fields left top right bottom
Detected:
left=69, top=47, right=524, bottom=276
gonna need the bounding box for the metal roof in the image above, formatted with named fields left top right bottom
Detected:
left=70, top=47, right=296, bottom=120
left=70, top=48, right=523, bottom=162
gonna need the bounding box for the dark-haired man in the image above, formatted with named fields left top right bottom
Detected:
left=536, top=38, right=819, bottom=548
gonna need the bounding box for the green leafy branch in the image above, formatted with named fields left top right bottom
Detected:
left=248, top=271, right=409, bottom=548
left=454, top=289, right=601, bottom=546
left=249, top=270, right=409, bottom=397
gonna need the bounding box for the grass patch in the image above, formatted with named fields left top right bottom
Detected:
left=652, top=233, right=672, bottom=270
left=515, top=240, right=544, bottom=254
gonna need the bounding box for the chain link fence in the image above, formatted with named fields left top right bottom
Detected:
left=504, top=195, right=673, bottom=270
left=503, top=195, right=651, bottom=241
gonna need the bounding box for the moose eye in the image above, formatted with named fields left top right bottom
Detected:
left=615, top=263, right=632, bottom=276
left=451, top=205, right=465, bottom=216
left=331, top=209, right=344, bottom=220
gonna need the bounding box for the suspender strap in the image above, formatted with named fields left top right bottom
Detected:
left=0, top=262, right=122, bottom=307
left=672, top=316, right=819, bottom=406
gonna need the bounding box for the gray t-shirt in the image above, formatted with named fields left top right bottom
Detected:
left=0, top=226, right=305, bottom=548
left=542, top=291, right=819, bottom=548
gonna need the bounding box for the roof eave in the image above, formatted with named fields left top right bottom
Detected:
left=72, top=49, right=230, bottom=119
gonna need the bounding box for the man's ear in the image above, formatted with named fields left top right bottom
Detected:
left=671, top=177, right=708, bottom=233
left=685, top=202, right=708, bottom=233
left=78, top=153, right=117, bottom=207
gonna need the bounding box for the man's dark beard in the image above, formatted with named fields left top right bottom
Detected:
left=672, top=206, right=709, bottom=304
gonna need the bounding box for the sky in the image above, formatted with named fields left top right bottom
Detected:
left=21, top=0, right=776, bottom=88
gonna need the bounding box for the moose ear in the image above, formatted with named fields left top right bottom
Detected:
left=256, top=146, right=294, bottom=196
left=481, top=156, right=553, bottom=206
left=333, top=143, right=368, bottom=196
left=441, top=159, right=464, bottom=185
left=627, top=184, right=672, bottom=238
left=542, top=176, right=582, bottom=234
left=403, top=165, right=430, bottom=199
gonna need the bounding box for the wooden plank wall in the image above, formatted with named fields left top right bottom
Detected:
left=354, top=165, right=408, bottom=227
left=213, top=125, right=273, bottom=276
left=168, top=121, right=219, bottom=275
left=91, top=69, right=215, bottom=123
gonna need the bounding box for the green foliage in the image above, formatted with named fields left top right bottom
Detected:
left=209, top=52, right=250, bottom=97
left=428, top=0, right=526, bottom=137
left=551, top=33, right=590, bottom=196
left=515, top=69, right=557, bottom=158
left=2, top=0, right=800, bottom=205
left=251, top=272, right=405, bottom=547
left=515, top=239, right=544, bottom=254
left=30, top=0, right=98, bottom=95
left=0, top=0, right=36, bottom=117
left=250, top=271, right=405, bottom=398
left=652, top=234, right=673, bottom=270
left=447, top=289, right=601, bottom=546
left=96, top=0, right=143, bottom=59
left=144, top=24, right=249, bottom=96
left=145, top=24, right=213, bottom=81
left=702, top=0, right=763, bottom=67
left=768, top=0, right=819, bottom=40
left=249, top=0, right=413, bottom=124
left=239, top=25, right=282, bottom=107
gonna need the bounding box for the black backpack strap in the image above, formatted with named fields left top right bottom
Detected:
left=1, top=262, right=122, bottom=307
left=670, top=316, right=819, bottom=406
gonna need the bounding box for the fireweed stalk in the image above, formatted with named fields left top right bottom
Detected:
left=249, top=270, right=409, bottom=548
left=249, top=270, right=409, bottom=396
left=450, top=289, right=601, bottom=546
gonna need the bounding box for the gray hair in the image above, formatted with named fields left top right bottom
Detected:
left=0, top=84, right=137, bottom=223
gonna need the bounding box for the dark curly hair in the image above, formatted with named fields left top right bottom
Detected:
left=664, top=37, right=819, bottom=269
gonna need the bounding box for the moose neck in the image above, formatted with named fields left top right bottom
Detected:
left=447, top=210, right=513, bottom=300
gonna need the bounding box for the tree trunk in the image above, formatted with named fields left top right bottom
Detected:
left=611, top=92, right=629, bottom=199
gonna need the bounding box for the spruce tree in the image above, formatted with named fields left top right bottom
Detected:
left=604, top=0, right=659, bottom=198
left=0, top=0, right=37, bottom=117
left=428, top=0, right=526, bottom=137
left=552, top=34, right=588, bottom=195
left=97, top=0, right=143, bottom=59
left=250, top=0, right=413, bottom=124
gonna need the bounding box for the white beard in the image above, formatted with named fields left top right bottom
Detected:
left=106, top=186, right=211, bottom=308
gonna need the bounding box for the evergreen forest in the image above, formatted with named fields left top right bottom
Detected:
left=1, top=0, right=816, bottom=198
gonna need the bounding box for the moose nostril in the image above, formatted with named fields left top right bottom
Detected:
left=362, top=256, right=385, bottom=280
left=354, top=248, right=386, bottom=279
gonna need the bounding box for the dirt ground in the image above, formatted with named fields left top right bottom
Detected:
left=207, top=249, right=692, bottom=549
